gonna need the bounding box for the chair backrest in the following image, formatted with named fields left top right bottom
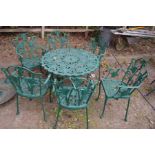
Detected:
left=122, top=58, right=147, bottom=85
left=89, top=37, right=107, bottom=58
left=54, top=77, right=97, bottom=107
left=13, top=33, right=39, bottom=59
left=47, top=31, right=69, bottom=50
left=12, top=33, right=27, bottom=45
left=120, top=58, right=148, bottom=95
left=1, top=66, right=44, bottom=97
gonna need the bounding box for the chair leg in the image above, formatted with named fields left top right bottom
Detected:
left=100, top=96, right=107, bottom=119
left=40, top=97, right=47, bottom=122
left=96, top=65, right=101, bottom=100
left=49, top=88, right=52, bottom=103
left=86, top=107, right=89, bottom=129
left=99, top=65, right=101, bottom=82
left=16, top=94, right=20, bottom=115
left=96, top=81, right=101, bottom=101
left=53, top=106, right=62, bottom=129
left=124, top=98, right=130, bottom=121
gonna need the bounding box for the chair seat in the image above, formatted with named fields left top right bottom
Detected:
left=22, top=57, right=41, bottom=69
left=101, top=78, right=130, bottom=98
left=56, top=86, right=92, bottom=110
left=17, top=77, right=50, bottom=98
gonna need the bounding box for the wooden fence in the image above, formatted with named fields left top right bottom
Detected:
left=0, top=26, right=95, bottom=39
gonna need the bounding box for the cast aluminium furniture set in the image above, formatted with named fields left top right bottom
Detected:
left=1, top=32, right=148, bottom=128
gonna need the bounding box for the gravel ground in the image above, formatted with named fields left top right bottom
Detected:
left=0, top=33, right=155, bottom=129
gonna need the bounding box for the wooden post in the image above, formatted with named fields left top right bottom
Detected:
left=85, top=26, right=89, bottom=39
left=41, top=26, right=45, bottom=39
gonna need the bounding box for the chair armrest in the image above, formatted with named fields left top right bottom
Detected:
left=113, top=84, right=140, bottom=96
left=102, top=79, right=140, bottom=90
left=118, top=85, right=140, bottom=89
left=102, top=79, right=133, bottom=88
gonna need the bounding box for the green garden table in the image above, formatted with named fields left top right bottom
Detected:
left=41, top=48, right=99, bottom=77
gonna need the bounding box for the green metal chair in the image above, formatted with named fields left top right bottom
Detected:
left=89, top=37, right=107, bottom=74
left=13, top=33, right=43, bottom=70
left=97, top=58, right=148, bottom=121
left=88, top=37, right=108, bottom=95
left=1, top=66, right=52, bottom=121
left=53, top=77, right=97, bottom=129
left=44, top=31, right=69, bottom=80
left=46, top=31, right=69, bottom=51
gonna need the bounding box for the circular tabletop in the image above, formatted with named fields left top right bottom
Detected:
left=41, top=48, right=99, bottom=76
